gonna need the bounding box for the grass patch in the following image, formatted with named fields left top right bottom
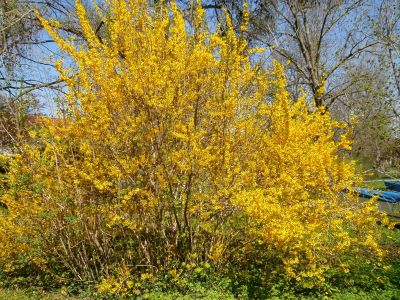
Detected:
left=361, top=181, right=387, bottom=190
left=1, top=287, right=399, bottom=300
left=0, top=289, right=84, bottom=300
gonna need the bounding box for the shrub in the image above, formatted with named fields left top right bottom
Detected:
left=0, top=0, right=384, bottom=296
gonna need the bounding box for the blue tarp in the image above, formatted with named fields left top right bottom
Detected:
left=384, top=181, right=400, bottom=192
left=356, top=188, right=400, bottom=203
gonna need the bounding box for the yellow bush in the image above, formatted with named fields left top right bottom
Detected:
left=0, top=0, right=381, bottom=290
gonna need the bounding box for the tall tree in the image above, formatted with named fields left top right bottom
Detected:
left=247, top=0, right=379, bottom=108
left=0, top=1, right=103, bottom=148
left=332, top=57, right=398, bottom=169
left=182, top=1, right=382, bottom=110
left=374, top=0, right=400, bottom=117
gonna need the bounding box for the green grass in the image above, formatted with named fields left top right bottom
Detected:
left=0, top=289, right=33, bottom=300
left=330, top=289, right=400, bottom=300
left=354, top=157, right=400, bottom=183
left=361, top=180, right=386, bottom=190
left=0, top=288, right=95, bottom=300
left=0, top=289, right=75, bottom=300
left=0, top=288, right=399, bottom=300
left=1, top=288, right=399, bottom=300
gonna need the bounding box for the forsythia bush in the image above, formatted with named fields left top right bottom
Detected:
left=0, top=0, right=383, bottom=294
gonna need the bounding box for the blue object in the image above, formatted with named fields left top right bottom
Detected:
left=356, top=188, right=400, bottom=203
left=384, top=181, right=400, bottom=192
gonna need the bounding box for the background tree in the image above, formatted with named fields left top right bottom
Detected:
left=0, top=0, right=104, bottom=149
left=189, top=0, right=400, bottom=170
left=248, top=0, right=379, bottom=108
left=331, top=58, right=399, bottom=170
left=374, top=0, right=400, bottom=118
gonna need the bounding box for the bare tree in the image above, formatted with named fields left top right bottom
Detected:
left=0, top=0, right=104, bottom=149
left=374, top=0, right=400, bottom=118
left=331, top=57, right=398, bottom=168
left=0, top=1, right=100, bottom=97
left=243, top=0, right=379, bottom=108
left=179, top=1, right=381, bottom=110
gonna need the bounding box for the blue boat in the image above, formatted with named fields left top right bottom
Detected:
left=384, top=181, right=400, bottom=192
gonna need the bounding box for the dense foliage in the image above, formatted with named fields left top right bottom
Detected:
left=0, top=0, right=393, bottom=298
